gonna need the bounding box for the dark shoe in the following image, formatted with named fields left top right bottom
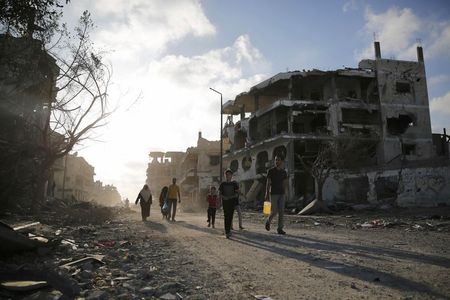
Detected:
left=225, top=232, right=231, bottom=239
left=207, top=222, right=211, bottom=227
left=265, top=222, right=270, bottom=231
left=239, top=226, right=244, bottom=230
left=212, top=224, right=215, bottom=228
left=277, top=229, right=286, bottom=235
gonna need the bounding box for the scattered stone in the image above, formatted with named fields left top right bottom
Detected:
left=157, top=282, right=181, bottom=296
left=360, top=222, right=374, bottom=228
left=0, top=280, right=48, bottom=292
left=22, top=290, right=63, bottom=300
left=139, top=286, right=157, bottom=295
left=86, top=290, right=108, bottom=300
left=159, top=293, right=177, bottom=300
left=80, top=270, right=93, bottom=279
left=254, top=295, right=273, bottom=300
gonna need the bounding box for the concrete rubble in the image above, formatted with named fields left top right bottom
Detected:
left=0, top=201, right=228, bottom=299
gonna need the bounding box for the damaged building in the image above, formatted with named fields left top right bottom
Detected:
left=179, top=132, right=221, bottom=210
left=222, top=42, right=450, bottom=208
left=145, top=132, right=221, bottom=210
left=146, top=151, right=185, bottom=197
left=0, top=35, right=59, bottom=207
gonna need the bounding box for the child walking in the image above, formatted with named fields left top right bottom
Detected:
left=206, top=186, right=218, bottom=228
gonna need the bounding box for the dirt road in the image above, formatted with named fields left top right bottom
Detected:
left=139, top=210, right=450, bottom=299
left=2, top=207, right=449, bottom=299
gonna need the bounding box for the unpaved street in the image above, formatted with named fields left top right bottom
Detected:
left=134, top=209, right=450, bottom=299
left=2, top=208, right=450, bottom=299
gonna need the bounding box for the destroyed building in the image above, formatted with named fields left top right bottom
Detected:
left=0, top=35, right=59, bottom=207
left=145, top=133, right=221, bottom=209
left=222, top=42, right=450, bottom=208
left=179, top=132, right=221, bottom=210
left=52, top=153, right=122, bottom=206
left=146, top=151, right=185, bottom=196
left=90, top=182, right=122, bottom=207
left=53, top=153, right=95, bottom=202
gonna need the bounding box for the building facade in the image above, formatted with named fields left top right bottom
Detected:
left=146, top=151, right=185, bottom=197
left=53, top=153, right=95, bottom=202
left=179, top=132, right=221, bottom=210
left=145, top=132, right=221, bottom=210
left=222, top=42, right=450, bottom=208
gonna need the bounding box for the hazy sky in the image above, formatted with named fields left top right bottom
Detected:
left=61, top=0, right=450, bottom=201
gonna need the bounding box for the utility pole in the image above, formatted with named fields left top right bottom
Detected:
left=209, top=88, right=223, bottom=183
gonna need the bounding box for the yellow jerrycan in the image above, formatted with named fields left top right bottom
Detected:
left=263, top=201, right=271, bottom=215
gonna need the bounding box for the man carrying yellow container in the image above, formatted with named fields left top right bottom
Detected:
left=264, top=156, right=288, bottom=235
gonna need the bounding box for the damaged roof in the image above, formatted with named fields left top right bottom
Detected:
left=223, top=66, right=375, bottom=114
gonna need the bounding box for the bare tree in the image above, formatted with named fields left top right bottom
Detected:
left=34, top=11, right=112, bottom=203
left=296, top=138, right=377, bottom=215
left=0, top=4, right=112, bottom=207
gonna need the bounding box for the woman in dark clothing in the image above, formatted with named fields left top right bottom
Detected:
left=135, top=184, right=152, bottom=221
left=159, top=186, right=169, bottom=219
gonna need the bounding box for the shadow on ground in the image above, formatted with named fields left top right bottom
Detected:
left=232, top=230, right=449, bottom=298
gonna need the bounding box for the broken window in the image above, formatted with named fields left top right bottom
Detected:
left=341, top=109, right=380, bottom=125
left=396, top=82, right=411, bottom=94
left=335, top=77, right=361, bottom=100
left=258, top=113, right=272, bottom=140
left=402, top=143, right=416, bottom=155
left=234, top=131, right=246, bottom=149
left=387, top=114, right=414, bottom=135
left=209, top=155, right=220, bottom=166
left=375, top=176, right=398, bottom=201
left=292, top=112, right=327, bottom=134
left=230, top=160, right=238, bottom=173
left=310, top=89, right=321, bottom=100
left=256, top=151, right=268, bottom=174
left=360, top=78, right=379, bottom=103
left=275, top=107, right=289, bottom=134
left=242, top=156, right=252, bottom=171
left=291, top=75, right=326, bottom=101
left=294, top=141, right=319, bottom=168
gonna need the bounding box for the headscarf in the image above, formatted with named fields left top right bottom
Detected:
left=139, top=185, right=152, bottom=202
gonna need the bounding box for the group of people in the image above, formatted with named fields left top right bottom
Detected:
left=135, top=155, right=288, bottom=238
left=135, top=177, right=181, bottom=222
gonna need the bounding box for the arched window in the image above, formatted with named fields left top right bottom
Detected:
left=242, top=155, right=252, bottom=171
left=230, top=160, right=238, bottom=173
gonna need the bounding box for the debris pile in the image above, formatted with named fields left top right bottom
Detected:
left=0, top=201, right=226, bottom=299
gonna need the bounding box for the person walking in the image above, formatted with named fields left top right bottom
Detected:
left=167, top=178, right=181, bottom=222
left=264, top=156, right=288, bottom=234
left=206, top=186, right=218, bottom=228
left=159, top=186, right=169, bottom=220
left=135, top=184, right=152, bottom=221
left=219, top=169, right=239, bottom=239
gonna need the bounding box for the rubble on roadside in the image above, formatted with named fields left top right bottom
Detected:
left=0, top=200, right=223, bottom=299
